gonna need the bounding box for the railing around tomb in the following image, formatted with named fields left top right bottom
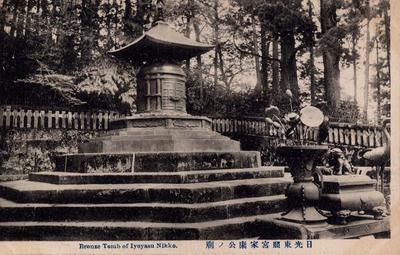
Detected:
left=0, top=105, right=122, bottom=130
left=211, top=117, right=384, bottom=148
left=0, top=106, right=384, bottom=148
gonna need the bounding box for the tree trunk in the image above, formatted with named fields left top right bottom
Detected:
left=193, top=18, right=202, bottom=67
left=320, top=0, right=341, bottom=114
left=185, top=15, right=192, bottom=71
left=260, top=22, right=269, bottom=98
left=93, top=0, right=101, bottom=52
left=0, top=0, right=9, bottom=32
left=135, top=0, right=145, bottom=27
left=114, top=1, right=120, bottom=37
left=280, top=31, right=299, bottom=101
left=105, top=0, right=113, bottom=47
left=363, top=0, right=370, bottom=120
left=41, top=0, right=52, bottom=43
left=10, top=0, right=19, bottom=37
left=51, top=0, right=60, bottom=43
left=376, top=37, right=381, bottom=123
left=16, top=0, right=27, bottom=38
left=352, top=34, right=358, bottom=103
left=213, top=46, right=218, bottom=88
left=24, top=0, right=36, bottom=37
left=80, top=0, right=91, bottom=64
left=309, top=45, right=316, bottom=104
left=307, top=0, right=316, bottom=104
left=271, top=35, right=279, bottom=104
left=213, top=0, right=219, bottom=89
left=218, top=49, right=231, bottom=93
left=34, top=0, right=41, bottom=35
left=193, top=17, right=203, bottom=102
left=382, top=0, right=390, bottom=78
left=124, top=0, right=132, bottom=21
left=123, top=0, right=133, bottom=37
left=252, top=15, right=261, bottom=92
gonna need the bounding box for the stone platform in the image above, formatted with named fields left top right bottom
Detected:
left=0, top=166, right=292, bottom=240
left=0, top=215, right=269, bottom=241
left=0, top=172, right=290, bottom=204
left=77, top=114, right=240, bottom=153
left=0, top=113, right=299, bottom=240
left=54, top=151, right=260, bottom=173
left=0, top=127, right=391, bottom=240
left=0, top=114, right=389, bottom=240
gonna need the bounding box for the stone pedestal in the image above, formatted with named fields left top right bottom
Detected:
left=74, top=63, right=242, bottom=158
left=109, top=114, right=212, bottom=130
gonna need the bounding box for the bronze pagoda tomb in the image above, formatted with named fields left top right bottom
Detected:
left=0, top=15, right=292, bottom=240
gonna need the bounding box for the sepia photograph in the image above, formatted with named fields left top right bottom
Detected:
left=0, top=0, right=397, bottom=254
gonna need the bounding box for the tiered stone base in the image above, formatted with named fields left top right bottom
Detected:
left=54, top=151, right=260, bottom=173
left=0, top=115, right=296, bottom=240
left=78, top=115, right=240, bottom=153
left=0, top=114, right=390, bottom=239
left=0, top=215, right=274, bottom=240
left=0, top=166, right=291, bottom=240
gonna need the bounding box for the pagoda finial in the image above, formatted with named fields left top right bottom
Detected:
left=153, top=0, right=165, bottom=25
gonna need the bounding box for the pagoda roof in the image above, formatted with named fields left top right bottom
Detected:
left=109, top=21, right=214, bottom=63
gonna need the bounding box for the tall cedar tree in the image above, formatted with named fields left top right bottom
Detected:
left=320, top=0, right=342, bottom=114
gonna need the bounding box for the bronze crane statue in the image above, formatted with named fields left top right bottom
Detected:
left=360, top=119, right=390, bottom=192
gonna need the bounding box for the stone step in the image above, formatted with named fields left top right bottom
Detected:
left=78, top=138, right=240, bottom=153
left=55, top=151, right=261, bottom=173
left=0, top=195, right=286, bottom=223
left=0, top=177, right=292, bottom=204
left=29, top=167, right=285, bottom=184
left=0, top=214, right=278, bottom=240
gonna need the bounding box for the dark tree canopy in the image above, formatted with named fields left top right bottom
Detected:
left=0, top=0, right=391, bottom=123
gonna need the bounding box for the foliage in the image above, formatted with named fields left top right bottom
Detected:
left=0, top=129, right=99, bottom=175
left=186, top=71, right=265, bottom=117
left=331, top=100, right=362, bottom=123
left=371, top=0, right=391, bottom=120
left=13, top=72, right=84, bottom=107
left=75, top=57, right=136, bottom=113
left=0, top=0, right=134, bottom=110
left=0, top=32, right=37, bottom=86
left=0, top=0, right=392, bottom=124
left=298, top=56, right=325, bottom=103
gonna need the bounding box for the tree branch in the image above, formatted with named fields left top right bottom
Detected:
left=233, top=37, right=281, bottom=64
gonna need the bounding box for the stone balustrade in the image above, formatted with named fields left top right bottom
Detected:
left=0, top=106, right=384, bottom=148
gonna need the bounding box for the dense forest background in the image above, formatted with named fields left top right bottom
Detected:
left=0, top=0, right=391, bottom=123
